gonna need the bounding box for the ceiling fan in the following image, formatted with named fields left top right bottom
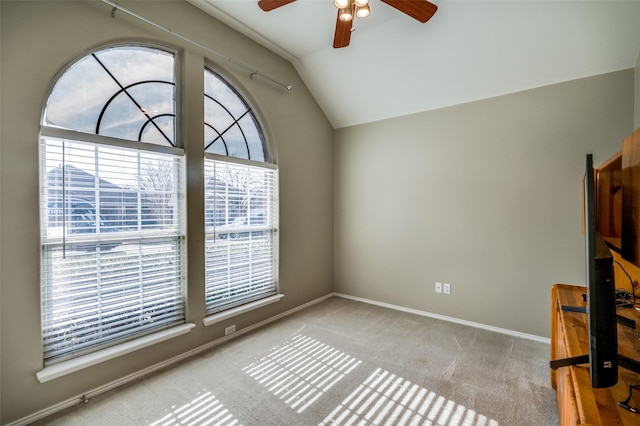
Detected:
left=257, top=0, right=438, bottom=48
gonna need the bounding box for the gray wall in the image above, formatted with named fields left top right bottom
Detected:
left=0, top=1, right=333, bottom=423
left=334, top=70, right=635, bottom=338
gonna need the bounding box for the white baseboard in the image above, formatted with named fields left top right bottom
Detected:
left=36, top=323, right=197, bottom=383
left=333, top=293, right=551, bottom=344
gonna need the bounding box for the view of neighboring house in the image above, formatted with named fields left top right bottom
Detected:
left=46, top=164, right=160, bottom=232
left=46, top=164, right=267, bottom=234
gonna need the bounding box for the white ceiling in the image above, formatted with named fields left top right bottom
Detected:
left=187, top=0, right=640, bottom=129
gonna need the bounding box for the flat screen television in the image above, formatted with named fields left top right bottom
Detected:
left=584, top=153, right=619, bottom=388
left=551, top=154, right=640, bottom=390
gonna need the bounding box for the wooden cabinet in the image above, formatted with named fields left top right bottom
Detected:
left=597, top=127, right=640, bottom=262
left=622, top=128, right=640, bottom=266
left=551, top=284, right=640, bottom=426
left=596, top=151, right=622, bottom=245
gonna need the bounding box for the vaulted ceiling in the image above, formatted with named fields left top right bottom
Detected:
left=188, top=0, right=640, bottom=129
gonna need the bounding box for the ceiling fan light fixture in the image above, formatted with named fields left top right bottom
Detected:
left=258, top=0, right=439, bottom=49
left=355, top=5, right=370, bottom=18
left=339, top=7, right=353, bottom=21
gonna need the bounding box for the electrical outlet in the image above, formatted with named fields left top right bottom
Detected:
left=225, top=324, right=236, bottom=335
left=443, top=283, right=451, bottom=294
left=435, top=282, right=442, bottom=293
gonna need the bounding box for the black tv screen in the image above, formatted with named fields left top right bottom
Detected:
left=584, top=153, right=618, bottom=388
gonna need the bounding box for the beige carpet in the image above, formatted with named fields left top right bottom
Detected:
left=32, top=296, right=559, bottom=425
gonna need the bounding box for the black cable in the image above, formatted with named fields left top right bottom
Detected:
left=619, top=384, right=640, bottom=414
left=615, top=260, right=637, bottom=305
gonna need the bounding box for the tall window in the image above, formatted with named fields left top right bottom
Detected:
left=204, top=68, right=278, bottom=314
left=40, top=45, right=186, bottom=363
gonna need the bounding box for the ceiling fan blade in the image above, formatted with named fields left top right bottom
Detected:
left=380, top=0, right=437, bottom=23
left=333, top=11, right=353, bottom=48
left=258, top=0, right=297, bottom=12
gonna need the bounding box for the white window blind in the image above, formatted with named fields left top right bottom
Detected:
left=204, top=158, right=278, bottom=314
left=40, top=137, right=186, bottom=363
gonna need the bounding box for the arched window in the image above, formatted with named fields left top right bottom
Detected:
left=203, top=68, right=278, bottom=314
left=39, top=45, right=186, bottom=363
left=204, top=68, right=267, bottom=161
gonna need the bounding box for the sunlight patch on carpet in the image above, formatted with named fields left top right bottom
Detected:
left=242, top=335, right=362, bottom=413
left=148, top=391, right=241, bottom=426
left=319, top=368, right=499, bottom=426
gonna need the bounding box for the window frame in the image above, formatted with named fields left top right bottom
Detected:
left=202, top=66, right=280, bottom=319
left=35, top=42, right=281, bottom=379
left=38, top=43, right=189, bottom=366
left=203, top=154, right=279, bottom=316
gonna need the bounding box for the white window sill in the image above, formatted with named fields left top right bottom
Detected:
left=36, top=323, right=196, bottom=383
left=203, top=294, right=285, bottom=327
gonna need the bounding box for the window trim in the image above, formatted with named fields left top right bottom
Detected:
left=41, top=126, right=184, bottom=157
left=202, top=294, right=284, bottom=327
left=36, top=323, right=195, bottom=383
left=204, top=152, right=278, bottom=170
